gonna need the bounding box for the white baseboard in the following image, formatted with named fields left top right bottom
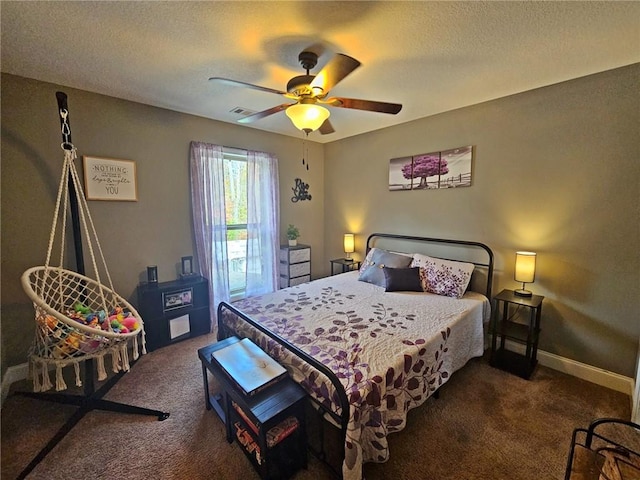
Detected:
left=1, top=362, right=30, bottom=406
left=502, top=339, right=634, bottom=397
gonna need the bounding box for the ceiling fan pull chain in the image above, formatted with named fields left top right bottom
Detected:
left=300, top=131, right=310, bottom=171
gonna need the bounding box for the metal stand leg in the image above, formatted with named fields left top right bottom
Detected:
left=14, top=360, right=169, bottom=479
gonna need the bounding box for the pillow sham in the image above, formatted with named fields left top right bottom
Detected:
left=410, top=253, right=474, bottom=299
left=383, top=267, right=423, bottom=292
left=358, top=248, right=413, bottom=287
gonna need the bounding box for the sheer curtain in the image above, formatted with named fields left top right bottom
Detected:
left=189, top=141, right=280, bottom=332
left=246, top=150, right=280, bottom=297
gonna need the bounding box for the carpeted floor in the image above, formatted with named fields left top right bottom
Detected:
left=1, top=333, right=631, bottom=480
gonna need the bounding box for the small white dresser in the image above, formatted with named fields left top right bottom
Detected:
left=279, top=244, right=311, bottom=288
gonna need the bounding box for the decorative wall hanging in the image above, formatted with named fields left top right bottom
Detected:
left=388, top=145, right=473, bottom=190
left=82, top=156, right=138, bottom=201
left=291, top=178, right=312, bottom=202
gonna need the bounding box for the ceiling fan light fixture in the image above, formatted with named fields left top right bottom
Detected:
left=286, top=103, right=330, bottom=133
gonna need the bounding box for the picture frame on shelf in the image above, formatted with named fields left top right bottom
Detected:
left=181, top=256, right=193, bottom=275
left=162, top=287, right=193, bottom=312
left=180, top=255, right=198, bottom=281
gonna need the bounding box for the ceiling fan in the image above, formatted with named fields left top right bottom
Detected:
left=209, top=51, right=402, bottom=135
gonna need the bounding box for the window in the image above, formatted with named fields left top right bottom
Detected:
left=223, top=151, right=249, bottom=297
left=190, top=141, right=280, bottom=320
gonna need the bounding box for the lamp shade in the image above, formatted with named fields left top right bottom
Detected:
left=515, top=251, right=536, bottom=283
left=285, top=104, right=330, bottom=132
left=343, top=234, right=355, bottom=254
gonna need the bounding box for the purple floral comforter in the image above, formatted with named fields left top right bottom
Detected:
left=220, top=271, right=490, bottom=480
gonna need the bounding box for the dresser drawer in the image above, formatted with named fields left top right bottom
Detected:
left=280, top=274, right=311, bottom=289
left=280, top=261, right=310, bottom=278
left=280, top=247, right=310, bottom=264
left=289, top=275, right=310, bottom=286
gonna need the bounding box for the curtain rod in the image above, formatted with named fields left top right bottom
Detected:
left=222, top=145, right=247, bottom=155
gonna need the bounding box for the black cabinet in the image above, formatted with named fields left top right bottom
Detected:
left=198, top=337, right=308, bottom=480
left=137, top=277, right=210, bottom=351
left=490, top=289, right=544, bottom=379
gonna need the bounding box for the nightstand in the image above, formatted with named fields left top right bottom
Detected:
left=490, top=289, right=544, bottom=379
left=330, top=258, right=361, bottom=276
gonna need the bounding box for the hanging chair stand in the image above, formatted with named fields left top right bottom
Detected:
left=14, top=92, right=169, bottom=480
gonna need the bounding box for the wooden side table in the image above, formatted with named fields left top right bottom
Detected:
left=330, top=258, right=361, bottom=275
left=489, top=289, right=544, bottom=379
left=198, top=337, right=308, bottom=479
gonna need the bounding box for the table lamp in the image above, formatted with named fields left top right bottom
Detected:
left=514, top=251, right=536, bottom=297
left=343, top=234, right=355, bottom=261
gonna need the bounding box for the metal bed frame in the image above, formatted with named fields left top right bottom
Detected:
left=217, top=233, right=494, bottom=477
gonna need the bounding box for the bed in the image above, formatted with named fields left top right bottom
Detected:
left=217, top=233, right=494, bottom=480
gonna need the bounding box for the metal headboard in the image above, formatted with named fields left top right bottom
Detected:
left=365, top=232, right=494, bottom=299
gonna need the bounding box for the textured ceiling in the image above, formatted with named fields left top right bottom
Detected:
left=2, top=1, right=639, bottom=143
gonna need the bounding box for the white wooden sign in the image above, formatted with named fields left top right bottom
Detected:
left=82, top=156, right=138, bottom=201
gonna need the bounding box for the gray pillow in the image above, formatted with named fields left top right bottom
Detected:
left=358, top=248, right=413, bottom=287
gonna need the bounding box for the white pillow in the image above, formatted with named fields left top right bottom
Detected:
left=410, top=253, right=474, bottom=299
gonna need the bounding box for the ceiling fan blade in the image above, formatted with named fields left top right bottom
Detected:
left=237, top=103, right=292, bottom=124
left=319, top=119, right=335, bottom=135
left=325, top=97, right=402, bottom=114
left=209, top=77, right=287, bottom=96
left=310, top=54, right=361, bottom=95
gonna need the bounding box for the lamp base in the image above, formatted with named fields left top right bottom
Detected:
left=343, top=258, right=354, bottom=263
left=514, top=288, right=533, bottom=297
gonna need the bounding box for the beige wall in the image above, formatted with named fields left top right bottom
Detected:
left=1, top=74, right=324, bottom=373
left=324, top=64, right=639, bottom=377
left=2, top=64, right=638, bottom=379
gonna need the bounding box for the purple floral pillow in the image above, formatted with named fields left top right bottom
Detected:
left=410, top=254, right=474, bottom=298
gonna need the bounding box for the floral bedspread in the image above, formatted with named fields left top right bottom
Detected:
left=220, top=271, right=490, bottom=480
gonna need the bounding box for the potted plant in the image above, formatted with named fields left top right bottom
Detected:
left=287, top=224, right=300, bottom=246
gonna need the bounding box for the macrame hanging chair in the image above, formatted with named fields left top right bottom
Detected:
left=21, top=109, right=146, bottom=393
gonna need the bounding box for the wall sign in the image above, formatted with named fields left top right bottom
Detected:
left=82, top=156, right=138, bottom=201
left=291, top=178, right=312, bottom=202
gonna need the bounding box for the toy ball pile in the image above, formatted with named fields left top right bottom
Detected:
left=67, top=302, right=140, bottom=333
left=37, top=303, right=141, bottom=358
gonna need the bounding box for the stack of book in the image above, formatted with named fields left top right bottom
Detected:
left=233, top=418, right=301, bottom=466
left=232, top=400, right=300, bottom=447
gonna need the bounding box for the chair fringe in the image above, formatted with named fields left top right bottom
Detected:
left=111, top=348, right=121, bottom=373
left=132, top=337, right=140, bottom=361
left=55, top=364, right=66, bottom=391
left=41, top=362, right=52, bottom=392
left=73, top=362, right=82, bottom=387
left=97, top=354, right=107, bottom=381
left=120, top=344, right=130, bottom=372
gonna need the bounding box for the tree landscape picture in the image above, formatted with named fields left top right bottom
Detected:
left=389, top=145, right=473, bottom=190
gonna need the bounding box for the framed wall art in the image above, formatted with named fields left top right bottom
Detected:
left=389, top=145, right=473, bottom=191
left=82, top=156, right=138, bottom=201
